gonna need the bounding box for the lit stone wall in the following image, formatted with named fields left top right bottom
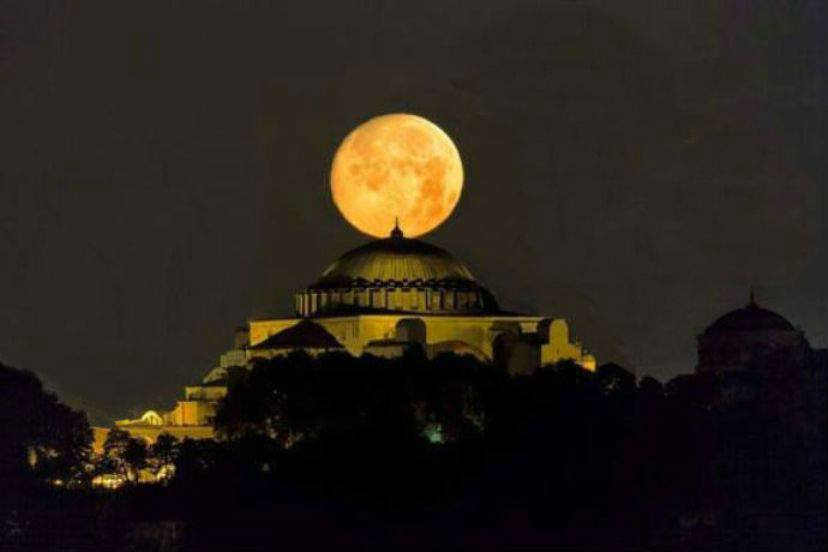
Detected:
left=249, top=315, right=596, bottom=369
left=540, top=319, right=596, bottom=370
left=184, top=385, right=227, bottom=401
left=251, top=315, right=529, bottom=357
left=219, top=348, right=246, bottom=368
left=422, top=317, right=505, bottom=357
left=109, top=399, right=220, bottom=451
left=167, top=399, right=218, bottom=426
left=253, top=315, right=534, bottom=357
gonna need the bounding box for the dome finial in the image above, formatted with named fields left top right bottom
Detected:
left=749, top=285, right=757, bottom=307
left=390, top=217, right=404, bottom=239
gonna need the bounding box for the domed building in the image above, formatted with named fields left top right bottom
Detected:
left=106, top=223, right=595, bottom=454
left=101, top=115, right=599, bottom=473
left=294, top=224, right=499, bottom=317
left=246, top=223, right=595, bottom=371
left=696, top=292, right=811, bottom=374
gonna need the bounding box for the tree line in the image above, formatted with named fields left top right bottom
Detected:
left=1, top=350, right=825, bottom=550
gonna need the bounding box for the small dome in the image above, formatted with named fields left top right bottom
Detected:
left=705, top=302, right=795, bottom=334
left=314, top=233, right=477, bottom=287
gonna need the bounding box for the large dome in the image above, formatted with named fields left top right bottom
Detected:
left=295, top=226, right=499, bottom=316
left=315, top=233, right=476, bottom=287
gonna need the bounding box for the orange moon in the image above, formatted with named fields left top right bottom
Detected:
left=331, top=113, right=464, bottom=238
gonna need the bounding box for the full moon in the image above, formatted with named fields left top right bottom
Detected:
left=331, top=113, right=464, bottom=238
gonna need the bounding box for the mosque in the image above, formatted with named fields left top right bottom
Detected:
left=696, top=291, right=823, bottom=375
left=103, top=113, right=603, bottom=447
left=109, top=220, right=597, bottom=445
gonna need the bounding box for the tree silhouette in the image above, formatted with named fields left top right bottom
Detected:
left=101, top=427, right=148, bottom=484
left=147, top=432, right=179, bottom=481
left=0, top=362, right=92, bottom=488
left=2, top=350, right=825, bottom=550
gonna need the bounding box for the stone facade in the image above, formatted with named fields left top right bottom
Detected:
left=248, top=314, right=595, bottom=372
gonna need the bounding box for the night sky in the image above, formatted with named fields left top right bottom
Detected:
left=1, top=0, right=825, bottom=424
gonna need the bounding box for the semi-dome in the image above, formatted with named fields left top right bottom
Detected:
left=295, top=224, right=500, bottom=316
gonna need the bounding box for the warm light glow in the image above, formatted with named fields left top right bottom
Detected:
left=331, top=113, right=464, bottom=238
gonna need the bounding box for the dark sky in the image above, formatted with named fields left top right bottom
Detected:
left=1, top=0, right=825, bottom=424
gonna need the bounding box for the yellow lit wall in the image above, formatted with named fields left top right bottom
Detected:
left=184, top=385, right=228, bottom=401
left=540, top=319, right=596, bottom=371
left=249, top=314, right=595, bottom=369
left=167, top=399, right=217, bottom=426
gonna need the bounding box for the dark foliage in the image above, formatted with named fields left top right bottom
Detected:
left=99, top=427, right=148, bottom=484
left=0, top=362, right=92, bottom=487
left=0, top=361, right=93, bottom=549
left=2, top=354, right=826, bottom=551
left=203, top=352, right=826, bottom=550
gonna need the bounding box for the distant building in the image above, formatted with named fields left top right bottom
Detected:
left=696, top=292, right=814, bottom=375
left=106, top=222, right=595, bottom=444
